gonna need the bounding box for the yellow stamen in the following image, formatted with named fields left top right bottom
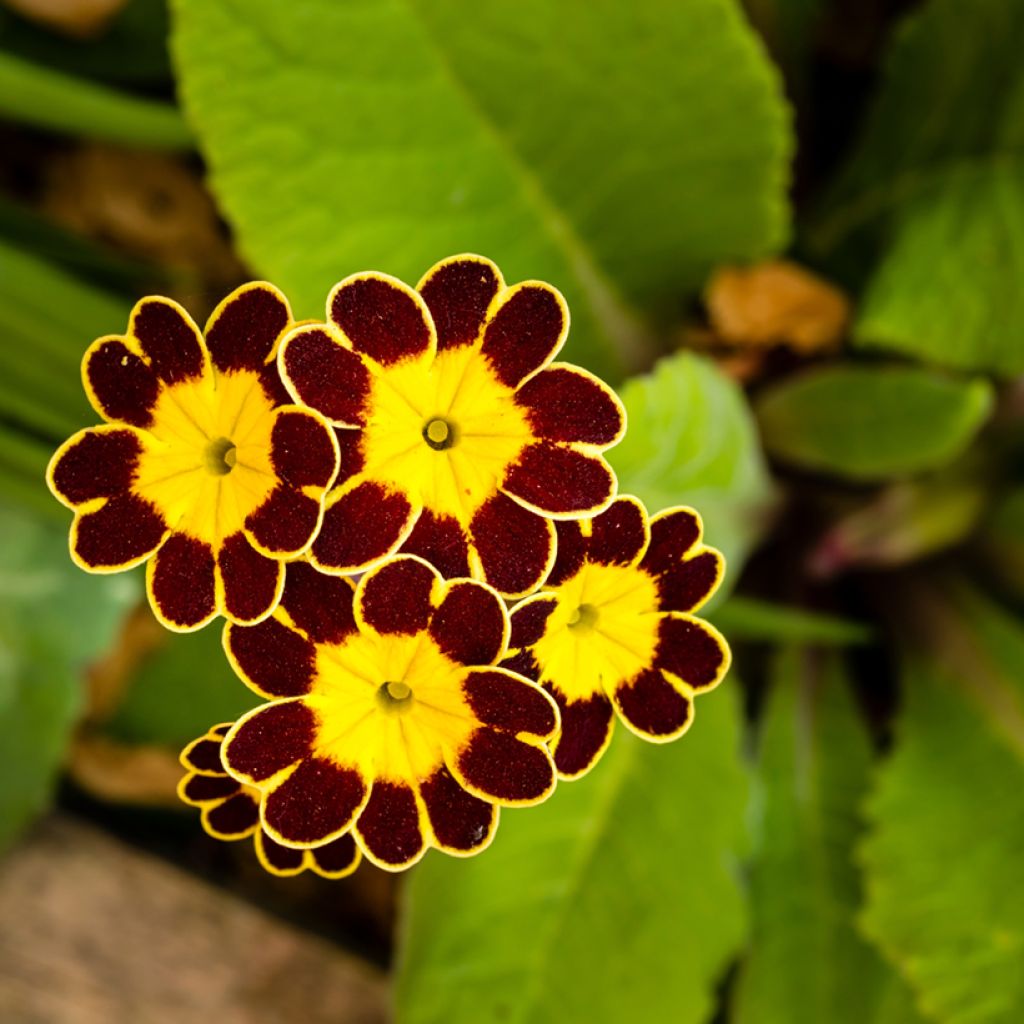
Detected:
left=204, top=436, right=237, bottom=476
left=568, top=603, right=599, bottom=631
left=423, top=417, right=455, bottom=451
left=377, top=679, right=414, bottom=714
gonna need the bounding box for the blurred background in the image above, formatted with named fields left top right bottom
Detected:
left=2, top=0, right=1023, bottom=1022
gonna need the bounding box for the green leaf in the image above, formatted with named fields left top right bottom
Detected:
left=104, top=625, right=258, bottom=749
left=980, top=487, right=1024, bottom=599
left=0, top=49, right=189, bottom=149
left=710, top=597, right=872, bottom=646
left=172, top=0, right=792, bottom=378
left=396, top=686, right=749, bottom=1024
left=0, top=504, right=137, bottom=850
left=756, top=365, right=993, bottom=481
left=811, top=0, right=1024, bottom=375
left=733, top=648, right=924, bottom=1024
left=861, top=585, right=1024, bottom=1024
left=0, top=238, right=130, bottom=442
left=609, top=351, right=775, bottom=580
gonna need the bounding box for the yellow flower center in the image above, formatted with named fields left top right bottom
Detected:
left=534, top=562, right=661, bottom=703
left=132, top=370, right=277, bottom=545
left=359, top=346, right=532, bottom=525
left=307, top=631, right=476, bottom=782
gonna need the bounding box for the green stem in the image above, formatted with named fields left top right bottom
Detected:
left=0, top=51, right=192, bottom=150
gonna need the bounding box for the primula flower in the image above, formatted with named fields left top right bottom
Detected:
left=179, top=723, right=360, bottom=878
left=220, top=557, right=560, bottom=871
left=502, top=496, right=730, bottom=779
left=46, top=284, right=340, bottom=630
left=277, top=255, right=625, bottom=597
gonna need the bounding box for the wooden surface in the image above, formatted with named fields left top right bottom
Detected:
left=0, top=816, right=390, bottom=1023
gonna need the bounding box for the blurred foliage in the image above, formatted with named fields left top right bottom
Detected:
left=0, top=0, right=1022, bottom=1021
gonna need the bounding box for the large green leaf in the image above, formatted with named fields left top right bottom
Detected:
left=171, top=0, right=792, bottom=377
left=609, top=351, right=775, bottom=579
left=812, top=0, right=1024, bottom=375
left=861, top=585, right=1024, bottom=1024
left=0, top=505, right=137, bottom=850
left=104, top=624, right=257, bottom=749
left=733, top=648, right=923, bottom=1024
left=396, top=686, right=749, bottom=1024
left=755, top=365, right=993, bottom=481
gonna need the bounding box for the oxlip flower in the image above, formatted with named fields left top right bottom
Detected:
left=46, top=284, right=340, bottom=630
left=276, top=255, right=625, bottom=597
left=220, top=557, right=560, bottom=871
left=502, top=496, right=730, bottom=779
left=179, top=723, right=360, bottom=878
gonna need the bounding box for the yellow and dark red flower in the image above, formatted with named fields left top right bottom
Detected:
left=179, top=723, right=360, bottom=878
left=502, top=496, right=730, bottom=780
left=277, top=255, right=625, bottom=598
left=220, top=557, right=560, bottom=871
left=46, top=284, right=340, bottom=631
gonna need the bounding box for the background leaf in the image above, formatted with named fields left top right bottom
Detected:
left=171, top=0, right=792, bottom=378
left=0, top=504, right=137, bottom=850
left=609, top=351, right=775, bottom=579
left=861, top=585, right=1024, bottom=1024
left=733, top=648, right=923, bottom=1024
left=755, top=365, right=993, bottom=481
left=812, top=0, right=1024, bottom=375
left=396, top=687, right=748, bottom=1024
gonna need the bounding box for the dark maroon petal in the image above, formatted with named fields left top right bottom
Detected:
left=588, top=496, right=649, bottom=567
left=83, top=338, right=160, bottom=427
left=205, top=282, right=291, bottom=373
left=279, top=560, right=357, bottom=645
left=181, top=735, right=225, bottom=775
left=270, top=408, right=339, bottom=488
left=148, top=533, right=216, bottom=630
left=181, top=774, right=238, bottom=803
left=329, top=274, right=434, bottom=366
left=399, top=509, right=471, bottom=579
left=218, top=532, right=283, bottom=625
left=279, top=326, right=372, bottom=425
left=333, top=427, right=365, bottom=485
left=500, top=649, right=540, bottom=682
left=654, top=616, right=729, bottom=692
left=462, top=670, right=557, bottom=739
left=48, top=428, right=142, bottom=507
left=430, top=581, right=506, bottom=665
left=258, top=362, right=291, bottom=407
left=311, top=480, right=415, bottom=573
left=263, top=757, right=367, bottom=846
left=258, top=831, right=306, bottom=874
left=503, top=442, right=614, bottom=515
left=417, top=255, right=501, bottom=350
left=480, top=284, right=567, bottom=387
left=515, top=364, right=624, bottom=446
left=655, top=550, right=723, bottom=613
left=614, top=669, right=693, bottom=739
left=549, top=687, right=615, bottom=779
left=205, top=792, right=261, bottom=838
left=420, top=765, right=495, bottom=853
left=469, top=493, right=554, bottom=597
left=454, top=728, right=554, bottom=804
left=225, top=617, right=316, bottom=698
left=546, top=519, right=588, bottom=587
left=224, top=701, right=317, bottom=783
left=355, top=780, right=425, bottom=868
left=130, top=297, right=205, bottom=383
left=245, top=485, right=321, bottom=556
left=357, top=556, right=438, bottom=636
left=310, top=833, right=361, bottom=876
left=640, top=507, right=703, bottom=576
left=72, top=493, right=166, bottom=570
left=508, top=596, right=558, bottom=650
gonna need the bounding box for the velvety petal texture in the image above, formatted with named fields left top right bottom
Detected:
left=502, top=496, right=730, bottom=779
left=221, top=554, right=559, bottom=871
left=276, top=255, right=625, bottom=597
left=178, top=724, right=361, bottom=878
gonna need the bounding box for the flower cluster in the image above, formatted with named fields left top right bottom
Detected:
left=48, top=255, right=729, bottom=875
